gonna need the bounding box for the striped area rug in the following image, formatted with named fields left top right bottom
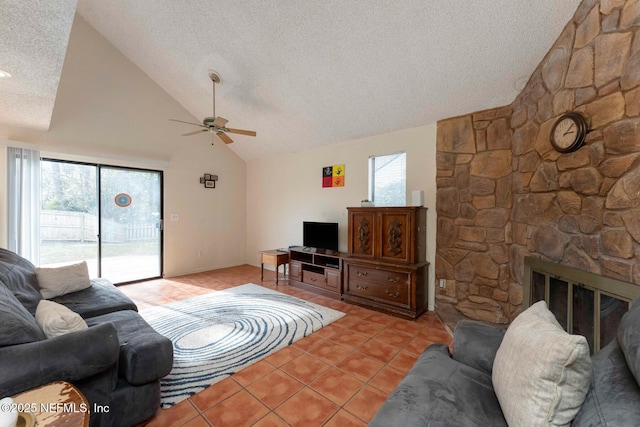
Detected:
left=140, top=283, right=345, bottom=408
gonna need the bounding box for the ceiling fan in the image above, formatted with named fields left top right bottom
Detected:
left=169, top=71, right=256, bottom=145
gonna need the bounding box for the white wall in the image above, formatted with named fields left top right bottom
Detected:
left=0, top=15, right=247, bottom=276
left=246, top=124, right=438, bottom=310
left=0, top=13, right=440, bottom=308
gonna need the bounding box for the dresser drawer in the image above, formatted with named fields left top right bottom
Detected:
left=302, top=270, right=325, bottom=287
left=346, top=264, right=410, bottom=306
left=348, top=264, right=409, bottom=286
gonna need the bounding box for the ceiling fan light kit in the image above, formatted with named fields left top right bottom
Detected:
left=169, top=71, right=256, bottom=146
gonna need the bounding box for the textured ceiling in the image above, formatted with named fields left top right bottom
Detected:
left=2, top=1, right=581, bottom=161
left=0, top=0, right=76, bottom=130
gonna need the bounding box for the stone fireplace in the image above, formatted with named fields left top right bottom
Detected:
left=524, top=256, right=640, bottom=353
left=435, top=0, right=640, bottom=325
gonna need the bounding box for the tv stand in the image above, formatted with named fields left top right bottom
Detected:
left=288, top=246, right=345, bottom=299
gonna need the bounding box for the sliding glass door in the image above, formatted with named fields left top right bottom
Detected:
left=40, top=161, right=99, bottom=277
left=40, top=160, right=163, bottom=284
left=99, top=166, right=162, bottom=283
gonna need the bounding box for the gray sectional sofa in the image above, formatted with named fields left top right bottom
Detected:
left=370, top=299, right=640, bottom=426
left=0, top=248, right=173, bottom=427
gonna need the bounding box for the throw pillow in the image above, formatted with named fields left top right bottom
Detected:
left=35, top=261, right=91, bottom=299
left=617, top=298, right=640, bottom=385
left=492, top=301, right=592, bottom=426
left=35, top=300, right=88, bottom=338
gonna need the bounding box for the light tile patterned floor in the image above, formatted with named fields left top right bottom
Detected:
left=123, top=265, right=453, bottom=427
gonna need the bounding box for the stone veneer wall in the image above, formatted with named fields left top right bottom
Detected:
left=435, top=0, right=640, bottom=323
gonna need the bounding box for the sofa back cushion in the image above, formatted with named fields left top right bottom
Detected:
left=51, top=278, right=137, bottom=319
left=0, top=284, right=45, bottom=346
left=492, top=301, right=592, bottom=426
left=618, top=298, right=640, bottom=385
left=572, top=338, right=640, bottom=425
left=0, top=248, right=42, bottom=315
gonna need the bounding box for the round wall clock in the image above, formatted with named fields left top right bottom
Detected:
left=550, top=112, right=588, bottom=153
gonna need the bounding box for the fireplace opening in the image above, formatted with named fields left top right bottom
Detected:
left=524, top=257, right=640, bottom=354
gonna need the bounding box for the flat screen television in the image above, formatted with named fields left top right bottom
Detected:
left=303, top=221, right=339, bottom=252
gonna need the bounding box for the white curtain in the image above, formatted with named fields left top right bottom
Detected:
left=6, top=147, right=41, bottom=264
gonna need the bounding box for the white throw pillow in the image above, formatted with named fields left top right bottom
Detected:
left=35, top=261, right=91, bottom=299
left=35, top=299, right=88, bottom=338
left=492, top=301, right=592, bottom=426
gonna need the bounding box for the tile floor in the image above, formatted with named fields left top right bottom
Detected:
left=122, top=265, right=453, bottom=427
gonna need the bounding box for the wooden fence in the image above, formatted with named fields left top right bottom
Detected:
left=41, top=210, right=158, bottom=243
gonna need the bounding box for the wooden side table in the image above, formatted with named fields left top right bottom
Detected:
left=260, top=249, right=289, bottom=285
left=12, top=381, right=90, bottom=427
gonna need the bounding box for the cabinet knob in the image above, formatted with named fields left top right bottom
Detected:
left=356, top=285, right=368, bottom=290
left=385, top=290, right=400, bottom=298
left=357, top=271, right=368, bottom=277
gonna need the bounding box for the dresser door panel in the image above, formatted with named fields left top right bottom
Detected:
left=349, top=211, right=376, bottom=258
left=289, top=260, right=302, bottom=281
left=325, top=269, right=341, bottom=290
left=379, top=211, right=413, bottom=263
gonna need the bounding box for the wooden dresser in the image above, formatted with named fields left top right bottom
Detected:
left=343, top=206, right=428, bottom=319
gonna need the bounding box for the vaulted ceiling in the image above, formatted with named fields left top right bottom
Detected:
left=1, top=1, right=581, bottom=161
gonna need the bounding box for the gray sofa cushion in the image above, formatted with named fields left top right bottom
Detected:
left=0, top=248, right=42, bottom=315
left=86, top=310, right=173, bottom=386
left=369, top=344, right=507, bottom=427
left=108, top=379, right=161, bottom=427
left=0, top=322, right=119, bottom=397
left=0, top=284, right=45, bottom=346
left=618, top=300, right=640, bottom=384
left=572, top=338, right=640, bottom=426
left=51, top=278, right=137, bottom=319
left=453, top=319, right=505, bottom=375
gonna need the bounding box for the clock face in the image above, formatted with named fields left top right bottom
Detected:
left=550, top=112, right=587, bottom=153
left=553, top=118, right=578, bottom=149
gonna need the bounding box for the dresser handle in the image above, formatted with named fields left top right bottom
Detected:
left=387, top=276, right=399, bottom=283
left=310, top=277, right=317, bottom=282
left=357, top=271, right=368, bottom=277
left=356, top=285, right=368, bottom=290
left=385, top=290, right=400, bottom=298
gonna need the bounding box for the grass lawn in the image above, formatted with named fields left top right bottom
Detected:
left=40, top=241, right=159, bottom=265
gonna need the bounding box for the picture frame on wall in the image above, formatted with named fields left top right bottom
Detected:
left=204, top=174, right=211, bottom=180
left=205, top=180, right=216, bottom=188
left=322, top=164, right=345, bottom=188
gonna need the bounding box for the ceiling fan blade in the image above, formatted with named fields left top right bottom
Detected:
left=213, top=117, right=228, bottom=127
left=169, top=118, right=204, bottom=127
left=182, top=129, right=208, bottom=136
left=216, top=132, right=234, bottom=144
left=226, top=128, right=257, bottom=137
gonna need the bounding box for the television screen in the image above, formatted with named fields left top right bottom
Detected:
left=303, top=221, right=339, bottom=252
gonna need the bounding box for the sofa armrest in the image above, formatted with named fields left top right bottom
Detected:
left=452, top=319, right=505, bottom=375
left=0, top=322, right=120, bottom=397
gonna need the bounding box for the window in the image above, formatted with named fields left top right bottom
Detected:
left=369, top=152, right=406, bottom=206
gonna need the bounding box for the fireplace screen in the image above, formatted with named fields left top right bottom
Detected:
left=525, top=257, right=640, bottom=354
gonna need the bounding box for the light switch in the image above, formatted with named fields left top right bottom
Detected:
left=170, top=214, right=179, bottom=221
